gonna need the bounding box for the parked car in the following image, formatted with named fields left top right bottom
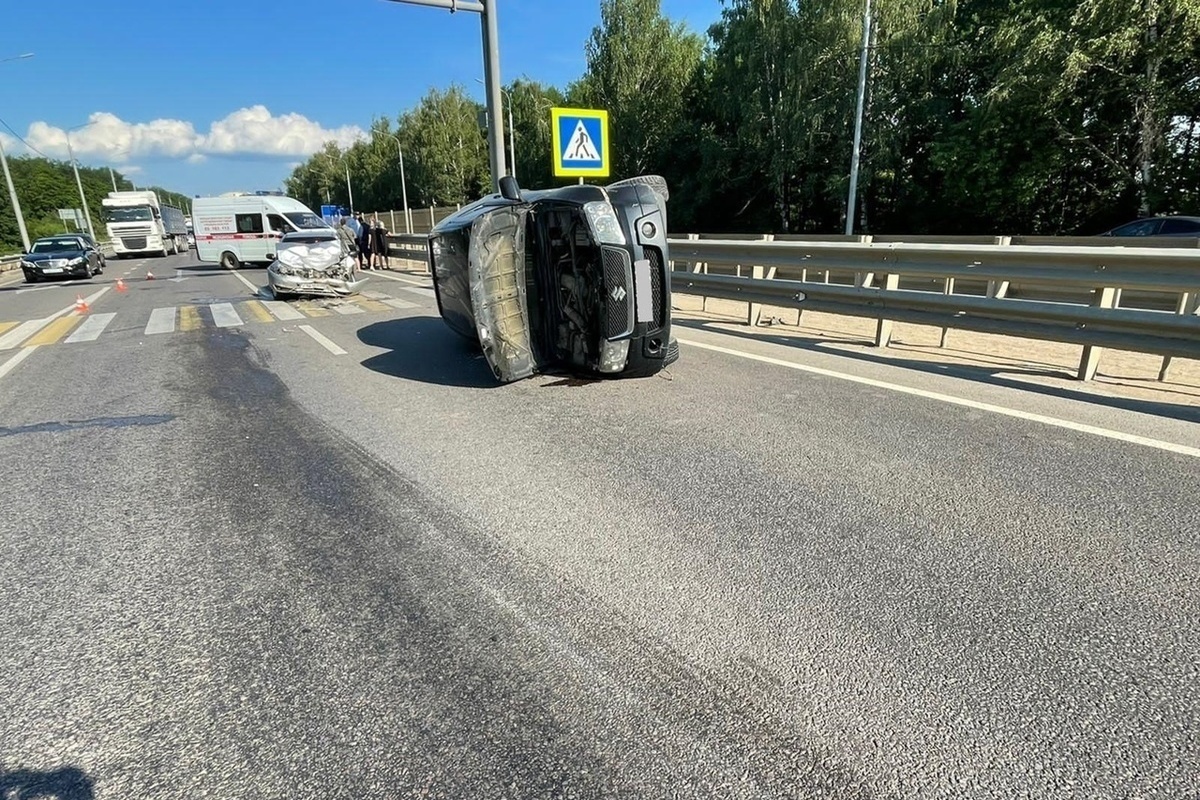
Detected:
left=1098, top=216, right=1200, bottom=237
left=266, top=228, right=366, bottom=298
left=20, top=235, right=106, bottom=282
left=428, top=175, right=678, bottom=383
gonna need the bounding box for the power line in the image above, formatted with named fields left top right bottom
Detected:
left=0, top=116, right=52, bottom=159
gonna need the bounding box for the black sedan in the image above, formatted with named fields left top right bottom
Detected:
left=429, top=175, right=678, bottom=383
left=1098, top=216, right=1200, bottom=237
left=20, top=235, right=106, bottom=282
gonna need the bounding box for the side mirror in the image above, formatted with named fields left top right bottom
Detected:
left=498, top=175, right=523, bottom=202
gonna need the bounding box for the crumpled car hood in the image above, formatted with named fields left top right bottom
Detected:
left=278, top=241, right=343, bottom=271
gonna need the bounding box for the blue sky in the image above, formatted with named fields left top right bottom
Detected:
left=0, top=0, right=724, bottom=197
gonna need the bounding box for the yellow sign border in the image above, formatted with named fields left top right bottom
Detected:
left=551, top=107, right=610, bottom=178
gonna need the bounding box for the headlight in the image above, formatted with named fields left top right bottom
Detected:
left=598, top=339, right=630, bottom=373
left=583, top=201, right=626, bottom=246
left=341, top=256, right=356, bottom=270
left=20, top=260, right=33, bottom=268
left=68, top=257, right=85, bottom=266
left=271, top=261, right=295, bottom=276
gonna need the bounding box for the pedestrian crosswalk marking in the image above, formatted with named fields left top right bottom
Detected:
left=239, top=300, right=274, bottom=324
left=179, top=305, right=202, bottom=332
left=0, top=287, right=427, bottom=349
left=65, top=313, right=116, bottom=343
left=145, top=307, right=175, bottom=335
left=25, top=316, right=82, bottom=347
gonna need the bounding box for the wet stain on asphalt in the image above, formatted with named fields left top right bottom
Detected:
left=0, top=414, right=176, bottom=437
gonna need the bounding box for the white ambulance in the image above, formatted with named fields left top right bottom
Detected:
left=192, top=194, right=330, bottom=268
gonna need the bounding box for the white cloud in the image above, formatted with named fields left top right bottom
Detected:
left=120, top=164, right=143, bottom=175
left=19, top=107, right=366, bottom=162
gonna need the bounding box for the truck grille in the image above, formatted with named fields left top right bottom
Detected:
left=120, top=237, right=148, bottom=250
left=643, top=246, right=664, bottom=328
left=602, top=245, right=632, bottom=338
left=114, top=225, right=153, bottom=236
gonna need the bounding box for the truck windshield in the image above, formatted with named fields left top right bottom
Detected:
left=104, top=206, right=153, bottom=223
left=284, top=212, right=328, bottom=229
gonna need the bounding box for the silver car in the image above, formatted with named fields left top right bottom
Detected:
left=267, top=229, right=366, bottom=298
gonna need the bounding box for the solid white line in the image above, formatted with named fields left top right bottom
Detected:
left=399, top=286, right=435, bottom=297
left=145, top=307, right=176, bottom=335
left=365, top=271, right=431, bottom=287
left=15, top=284, right=59, bottom=295
left=65, top=312, right=116, bottom=343
left=382, top=297, right=418, bottom=310
left=262, top=300, right=304, bottom=320
left=679, top=338, right=1200, bottom=460
left=229, top=268, right=260, bottom=294
left=0, top=319, right=50, bottom=350
left=298, top=324, right=346, bottom=355
left=333, top=304, right=365, bottom=315
left=210, top=302, right=243, bottom=328
left=0, top=344, right=37, bottom=379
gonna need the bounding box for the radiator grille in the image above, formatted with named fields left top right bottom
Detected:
left=602, top=246, right=631, bottom=338
left=643, top=246, right=664, bottom=327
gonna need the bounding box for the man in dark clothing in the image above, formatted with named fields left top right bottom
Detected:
left=355, top=212, right=373, bottom=269
left=371, top=217, right=390, bottom=270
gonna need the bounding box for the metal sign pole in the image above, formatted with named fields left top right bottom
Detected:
left=0, top=139, right=30, bottom=251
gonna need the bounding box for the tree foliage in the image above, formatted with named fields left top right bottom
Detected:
left=280, top=0, right=1199, bottom=236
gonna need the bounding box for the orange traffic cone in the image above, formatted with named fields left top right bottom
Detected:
left=146, top=270, right=155, bottom=281
left=115, top=278, right=128, bottom=292
left=74, top=295, right=90, bottom=314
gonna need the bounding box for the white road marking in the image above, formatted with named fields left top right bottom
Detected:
left=364, top=271, right=432, bottom=288
left=145, top=307, right=176, bottom=335
left=382, top=298, right=418, bottom=310
left=680, top=338, right=1200, bottom=460
left=210, top=302, right=243, bottom=328
left=360, top=290, right=392, bottom=300
left=0, top=345, right=37, bottom=380
left=262, top=300, right=304, bottom=321
left=400, top=286, right=435, bottom=298
left=65, top=312, right=116, bottom=343
left=229, top=269, right=260, bottom=294
left=333, top=304, right=365, bottom=315
left=298, top=325, right=346, bottom=355
left=15, top=283, right=60, bottom=295
left=0, top=287, right=109, bottom=350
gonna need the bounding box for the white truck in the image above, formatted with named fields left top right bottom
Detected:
left=101, top=190, right=190, bottom=258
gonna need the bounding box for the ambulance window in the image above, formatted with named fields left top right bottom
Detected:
left=267, top=214, right=292, bottom=234
left=235, top=214, right=264, bottom=234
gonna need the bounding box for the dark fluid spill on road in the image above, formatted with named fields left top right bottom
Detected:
left=0, top=414, right=176, bottom=437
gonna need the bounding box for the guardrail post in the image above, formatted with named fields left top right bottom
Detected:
left=748, top=234, right=772, bottom=326
left=874, top=272, right=899, bottom=347
left=429, top=206, right=435, bottom=230
left=390, top=210, right=396, bottom=232
left=854, top=235, right=874, bottom=288
left=986, top=236, right=1011, bottom=300
left=1077, top=286, right=1117, bottom=381
left=1157, top=291, right=1200, bottom=381
left=938, top=277, right=956, bottom=347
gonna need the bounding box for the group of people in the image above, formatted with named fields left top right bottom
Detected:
left=337, top=212, right=390, bottom=271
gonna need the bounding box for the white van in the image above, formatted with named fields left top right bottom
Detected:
left=193, top=195, right=330, bottom=268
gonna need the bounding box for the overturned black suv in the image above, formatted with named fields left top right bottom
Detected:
left=428, top=175, right=678, bottom=383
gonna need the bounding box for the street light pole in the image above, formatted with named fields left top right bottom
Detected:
left=392, top=134, right=411, bottom=234
left=1, top=52, right=33, bottom=251
left=0, top=139, right=30, bottom=251
left=844, top=0, right=872, bottom=235
left=477, top=78, right=516, bottom=181
left=65, top=130, right=97, bottom=239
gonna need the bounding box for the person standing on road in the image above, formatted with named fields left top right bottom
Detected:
left=337, top=216, right=359, bottom=265
left=355, top=212, right=373, bottom=270
left=371, top=217, right=389, bottom=270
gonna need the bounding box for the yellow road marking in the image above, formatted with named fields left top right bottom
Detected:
left=179, top=305, right=202, bottom=331
left=239, top=300, right=275, bottom=324
left=356, top=299, right=390, bottom=313
left=0, top=321, right=17, bottom=337
left=24, top=316, right=83, bottom=347
left=296, top=302, right=330, bottom=317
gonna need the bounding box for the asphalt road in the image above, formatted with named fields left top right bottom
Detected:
left=0, top=255, right=1197, bottom=799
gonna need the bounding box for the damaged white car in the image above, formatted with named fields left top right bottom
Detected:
left=267, top=229, right=367, bottom=299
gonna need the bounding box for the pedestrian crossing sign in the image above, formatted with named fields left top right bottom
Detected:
left=551, top=107, right=609, bottom=178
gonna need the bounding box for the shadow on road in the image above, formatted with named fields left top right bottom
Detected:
left=0, top=767, right=95, bottom=800
left=675, top=318, right=1200, bottom=423
left=357, top=316, right=500, bottom=388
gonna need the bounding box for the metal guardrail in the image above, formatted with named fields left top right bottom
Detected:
left=672, top=236, right=1200, bottom=381
left=366, top=230, right=1200, bottom=381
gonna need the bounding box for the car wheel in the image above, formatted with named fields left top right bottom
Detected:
left=220, top=251, right=240, bottom=270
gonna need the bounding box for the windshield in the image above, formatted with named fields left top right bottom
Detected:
left=284, top=212, right=328, bottom=230
left=31, top=239, right=83, bottom=253
left=104, top=206, right=153, bottom=223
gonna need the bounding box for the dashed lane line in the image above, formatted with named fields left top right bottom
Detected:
left=298, top=325, right=347, bottom=355
left=0, top=346, right=37, bottom=381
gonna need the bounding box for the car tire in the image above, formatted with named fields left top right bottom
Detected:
left=220, top=251, right=240, bottom=270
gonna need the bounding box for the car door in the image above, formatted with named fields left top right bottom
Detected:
left=1159, top=218, right=1200, bottom=237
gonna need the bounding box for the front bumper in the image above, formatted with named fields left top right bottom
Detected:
left=267, top=267, right=367, bottom=297
left=22, top=261, right=90, bottom=279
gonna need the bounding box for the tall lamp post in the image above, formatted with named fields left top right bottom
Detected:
left=391, top=134, right=411, bottom=234
left=0, top=52, right=34, bottom=252
left=64, top=123, right=97, bottom=239
left=476, top=78, right=515, bottom=181
left=325, top=152, right=354, bottom=213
